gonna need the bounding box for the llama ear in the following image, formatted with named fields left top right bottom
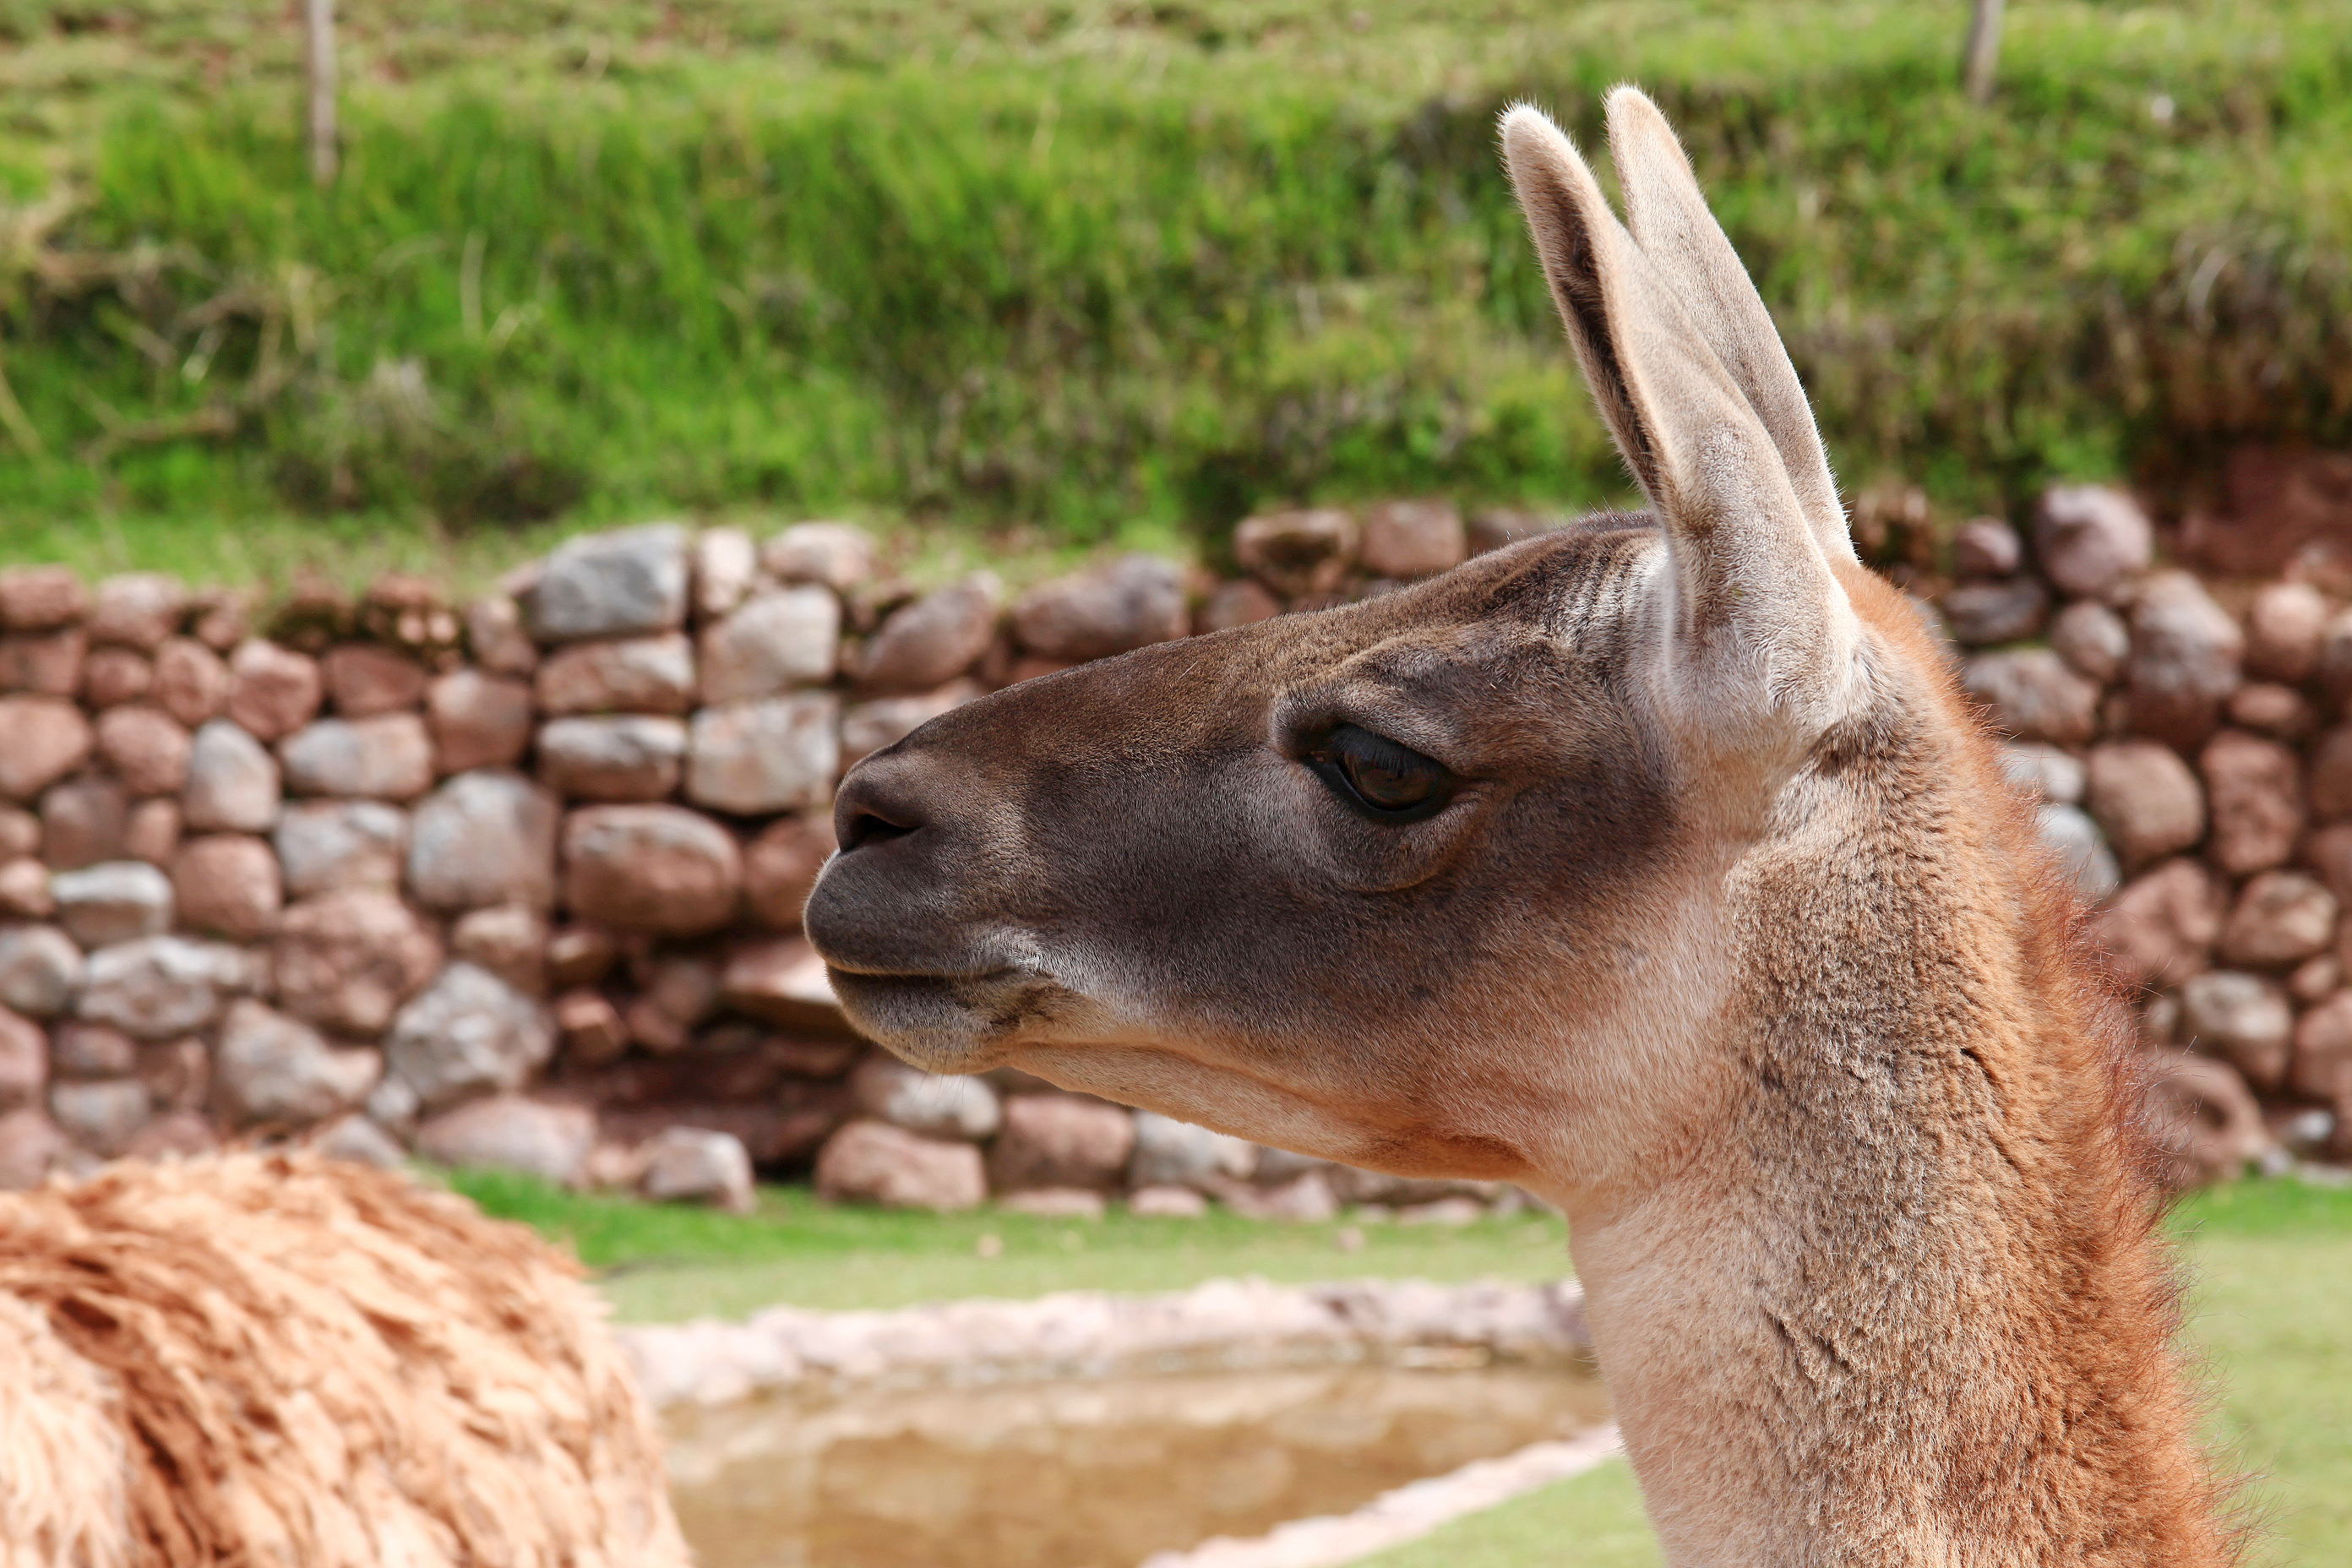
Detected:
left=1604, top=86, right=1854, bottom=564
left=1500, top=104, right=1857, bottom=727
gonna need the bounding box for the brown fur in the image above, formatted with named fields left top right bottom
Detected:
left=803, top=90, right=2234, bottom=1563
left=0, top=1153, right=689, bottom=1568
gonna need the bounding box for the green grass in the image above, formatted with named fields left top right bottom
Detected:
left=445, top=1166, right=1572, bottom=1320
left=455, top=1169, right=2352, bottom=1563
left=2, top=3, right=2349, bottom=586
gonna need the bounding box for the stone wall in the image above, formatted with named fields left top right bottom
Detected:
left=0, top=486, right=2341, bottom=1208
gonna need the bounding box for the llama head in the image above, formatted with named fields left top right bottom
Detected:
left=805, top=90, right=1900, bottom=1194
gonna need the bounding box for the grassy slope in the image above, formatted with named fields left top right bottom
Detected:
left=2, top=3, right=2349, bottom=588
left=456, top=1171, right=2352, bottom=1564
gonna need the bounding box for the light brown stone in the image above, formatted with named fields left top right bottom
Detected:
left=2246, top=581, right=2328, bottom=683
left=1195, top=580, right=1282, bottom=634
left=0, top=807, right=33, bottom=861
left=135, top=1036, right=208, bottom=1113
left=0, top=1006, right=43, bottom=1112
left=122, top=798, right=180, bottom=864
left=685, top=694, right=838, bottom=815
left=555, top=989, right=629, bottom=1065
left=87, top=573, right=188, bottom=651
left=0, top=626, right=84, bottom=699
left=449, top=904, right=550, bottom=995
left=95, top=705, right=192, bottom=796
left=226, top=640, right=323, bottom=742
left=2093, top=858, right=2227, bottom=988
left=761, top=522, right=877, bottom=592
left=536, top=716, right=687, bottom=802
left=425, top=669, right=534, bottom=774
left=743, top=814, right=836, bottom=929
left=323, top=642, right=431, bottom=716
left=2290, top=990, right=2352, bottom=1157
left=1359, top=500, right=1467, bottom=577
left=151, top=638, right=230, bottom=727
left=1010, top=557, right=1189, bottom=662
left=1962, top=651, right=2100, bottom=746
left=2226, top=683, right=2311, bottom=740
left=858, top=577, right=999, bottom=693
left=0, top=858, right=52, bottom=919
left=2217, top=870, right=2338, bottom=970
left=39, top=774, right=128, bottom=870
left=535, top=633, right=696, bottom=716
left=171, top=834, right=283, bottom=940
left=2127, top=571, right=2244, bottom=749
left=463, top=596, right=539, bottom=677
left=2083, top=741, right=2203, bottom=871
left=0, top=697, right=93, bottom=803
left=987, top=1092, right=1137, bottom=1192
left=1233, top=509, right=1358, bottom=598
left=815, top=1119, right=985, bottom=1211
left=50, top=1021, right=135, bottom=1080
left=698, top=586, right=840, bottom=703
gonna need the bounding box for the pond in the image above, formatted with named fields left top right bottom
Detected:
left=667, top=1361, right=1611, bottom=1568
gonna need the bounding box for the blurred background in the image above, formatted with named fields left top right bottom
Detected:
left=0, top=4, right=2347, bottom=1566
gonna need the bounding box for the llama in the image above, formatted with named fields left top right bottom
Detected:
left=803, top=91, right=2235, bottom=1564
left=0, top=1152, right=688, bottom=1568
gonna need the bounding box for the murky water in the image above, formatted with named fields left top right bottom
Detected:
left=667, top=1363, right=1611, bottom=1568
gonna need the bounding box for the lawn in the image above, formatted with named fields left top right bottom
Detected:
left=457, top=1169, right=2352, bottom=1565
left=3, top=2, right=2349, bottom=585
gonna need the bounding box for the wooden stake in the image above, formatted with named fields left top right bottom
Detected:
left=1963, top=0, right=2005, bottom=105
left=305, top=0, right=338, bottom=185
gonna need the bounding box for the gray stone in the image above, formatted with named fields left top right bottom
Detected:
left=536, top=716, right=689, bottom=802
left=312, top=1113, right=409, bottom=1169
left=48, top=1078, right=150, bottom=1157
left=814, top=1119, right=985, bottom=1211
left=76, top=935, right=252, bottom=1041
left=0, top=925, right=80, bottom=1018
left=525, top=523, right=689, bottom=643
left=214, top=998, right=383, bottom=1127
left=1962, top=650, right=2100, bottom=745
left=1941, top=576, right=2048, bottom=646
left=407, top=769, right=561, bottom=912
left=415, top=1093, right=594, bottom=1184
left=278, top=714, right=435, bottom=801
left=1129, top=1110, right=1258, bottom=1190
left=686, top=694, right=840, bottom=815
left=2050, top=599, right=2130, bottom=683
left=638, top=1125, right=755, bottom=1211
left=2179, top=970, right=2294, bottom=1090
left=182, top=719, right=280, bottom=832
left=275, top=799, right=407, bottom=898
left=1999, top=743, right=2087, bottom=805
left=2128, top=571, right=2243, bottom=749
left=699, top=586, right=839, bottom=704
left=2035, top=803, right=2120, bottom=903
left=2034, top=484, right=2153, bottom=600
left=384, top=961, right=555, bottom=1110
left=52, top=861, right=172, bottom=948
left=761, top=521, right=877, bottom=592
left=858, top=576, right=999, bottom=693
left=850, top=1055, right=1001, bottom=1141
left=1011, top=556, right=1190, bottom=662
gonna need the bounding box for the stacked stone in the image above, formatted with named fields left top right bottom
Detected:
left=4, top=482, right=2344, bottom=1206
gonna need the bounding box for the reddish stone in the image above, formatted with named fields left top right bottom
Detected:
left=2093, top=858, right=2227, bottom=988
left=1951, top=516, right=2023, bottom=579
left=95, top=705, right=192, bottom=797
left=271, top=888, right=444, bottom=1037
left=226, top=641, right=323, bottom=742
left=535, top=633, right=695, bottom=716
left=151, top=638, right=231, bottom=728
left=858, top=577, right=1000, bottom=693
left=323, top=642, right=430, bottom=716
left=171, top=834, right=283, bottom=940
left=761, top=521, right=877, bottom=592
left=1962, top=651, right=2099, bottom=745
left=1196, top=580, right=1282, bottom=634
left=1011, top=557, right=1188, bottom=662
left=2127, top=572, right=2243, bottom=749
left=0, top=697, right=93, bottom=803
left=2033, top=485, right=2153, bottom=599
left=124, top=1112, right=219, bottom=1162
left=536, top=716, right=687, bottom=802
left=0, top=566, right=85, bottom=631
left=2217, top=870, right=2338, bottom=970
left=135, top=1036, right=209, bottom=1113
left=2290, top=989, right=2352, bottom=1157
left=122, top=798, right=180, bottom=864
left=50, top=1021, right=135, bottom=1079
left=39, top=774, right=128, bottom=871
left=684, top=695, right=838, bottom=815
left=1359, top=500, right=1467, bottom=577
left=2226, top=683, right=2311, bottom=740
left=719, top=934, right=846, bottom=1036
left=815, top=1119, right=985, bottom=1211
left=698, top=585, right=840, bottom=703
left=0, top=626, right=84, bottom=698
left=0, top=1107, right=68, bottom=1189
left=2083, top=741, right=2203, bottom=871
left=561, top=804, right=742, bottom=935
left=189, top=590, right=248, bottom=652
left=987, top=1092, right=1138, bottom=1192
left=555, top=989, right=630, bottom=1065
left=463, top=596, right=539, bottom=677
left=547, top=925, right=618, bottom=989
left=87, top=574, right=188, bottom=651
left=2143, top=1051, right=2267, bottom=1187
left=2304, top=822, right=2352, bottom=908
left=2048, top=601, right=2129, bottom=683
left=2180, top=444, right=2352, bottom=576
left=182, top=720, right=280, bottom=834
left=2246, top=581, right=2329, bottom=683
left=1233, top=509, right=1358, bottom=597
left=80, top=646, right=152, bottom=708
left=0, top=858, right=52, bottom=919
left=425, top=669, right=534, bottom=774
left=743, top=814, right=836, bottom=929
left=0, top=807, right=33, bottom=861
left=0, top=1006, right=43, bottom=1112
left=449, top=903, right=550, bottom=995
left=2200, top=729, right=2304, bottom=877
left=2311, top=725, right=2352, bottom=822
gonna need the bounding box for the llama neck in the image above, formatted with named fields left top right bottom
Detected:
left=1555, top=759, right=2229, bottom=1565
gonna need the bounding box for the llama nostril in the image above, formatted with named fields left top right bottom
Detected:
left=833, top=769, right=928, bottom=853
left=840, top=808, right=915, bottom=853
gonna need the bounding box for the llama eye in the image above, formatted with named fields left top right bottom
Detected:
left=1307, top=725, right=1455, bottom=820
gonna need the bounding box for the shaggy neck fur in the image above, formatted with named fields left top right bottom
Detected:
left=1558, top=571, right=2229, bottom=1567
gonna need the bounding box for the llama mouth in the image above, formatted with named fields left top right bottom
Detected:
left=823, top=966, right=1070, bottom=1073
